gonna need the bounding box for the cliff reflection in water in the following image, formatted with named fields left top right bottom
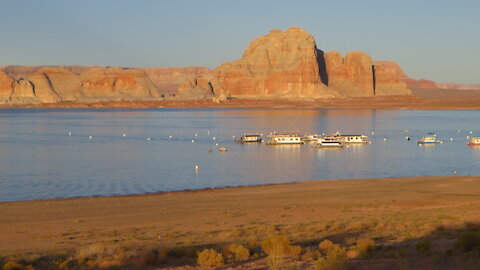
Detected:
left=0, top=108, right=479, bottom=202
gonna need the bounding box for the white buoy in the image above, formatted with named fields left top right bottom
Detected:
left=470, top=131, right=473, bottom=134
left=467, top=136, right=470, bottom=139
left=215, top=143, right=219, bottom=146
left=454, top=170, right=457, bottom=175
left=122, top=133, right=126, bottom=137
left=207, top=131, right=210, bottom=135
left=195, top=133, right=198, bottom=137
left=232, top=135, right=235, bottom=138
left=212, top=137, right=216, bottom=140
left=372, top=131, right=375, bottom=135
left=450, top=138, right=453, bottom=141
left=89, top=135, right=93, bottom=140
left=458, top=129, right=461, bottom=134
left=147, top=137, right=151, bottom=141
left=261, top=133, right=264, bottom=136
left=169, top=135, right=173, bottom=139
left=195, top=165, right=199, bottom=173
left=68, top=131, right=72, bottom=136
left=192, top=140, right=195, bottom=143
left=383, top=138, right=387, bottom=141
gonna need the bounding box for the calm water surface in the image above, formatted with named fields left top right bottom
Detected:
left=0, top=108, right=479, bottom=202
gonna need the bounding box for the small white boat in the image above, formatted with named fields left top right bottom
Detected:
left=311, top=137, right=343, bottom=148
left=219, top=147, right=228, bottom=152
left=418, top=133, right=442, bottom=144
left=266, top=132, right=304, bottom=145
left=235, top=134, right=262, bottom=143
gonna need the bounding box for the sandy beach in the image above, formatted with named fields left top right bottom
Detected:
left=2, top=176, right=480, bottom=268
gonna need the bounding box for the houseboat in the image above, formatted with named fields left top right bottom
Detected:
left=266, top=132, right=304, bottom=145
left=311, top=137, right=344, bottom=148
left=235, top=134, right=262, bottom=143
left=467, top=137, right=480, bottom=146
left=325, top=132, right=370, bottom=144
left=418, top=133, right=442, bottom=144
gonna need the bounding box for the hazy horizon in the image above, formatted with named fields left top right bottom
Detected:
left=1, top=0, right=479, bottom=84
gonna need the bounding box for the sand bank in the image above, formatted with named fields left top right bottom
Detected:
left=1, top=176, right=480, bottom=256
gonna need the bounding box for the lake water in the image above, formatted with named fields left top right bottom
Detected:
left=0, top=108, right=479, bottom=202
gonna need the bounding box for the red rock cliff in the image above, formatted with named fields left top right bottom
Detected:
left=180, top=27, right=411, bottom=99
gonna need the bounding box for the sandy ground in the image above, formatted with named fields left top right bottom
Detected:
left=2, top=88, right=480, bottom=110
left=2, top=176, right=480, bottom=256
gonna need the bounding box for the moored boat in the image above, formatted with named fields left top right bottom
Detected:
left=467, top=137, right=480, bottom=146
left=266, top=132, right=304, bottom=145
left=418, top=133, right=442, bottom=144
left=325, top=131, right=370, bottom=144
left=235, top=134, right=262, bottom=143
left=311, top=137, right=344, bottom=148
left=302, top=134, right=319, bottom=142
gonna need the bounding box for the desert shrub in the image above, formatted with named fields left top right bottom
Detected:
left=140, top=249, right=159, bottom=266
left=318, top=240, right=342, bottom=256
left=3, top=262, right=24, bottom=270
left=456, top=231, right=480, bottom=252
left=315, top=245, right=348, bottom=270
left=355, top=238, right=376, bottom=258
left=221, top=244, right=250, bottom=263
left=262, top=235, right=301, bottom=270
left=416, top=239, right=431, bottom=255
left=197, top=249, right=224, bottom=268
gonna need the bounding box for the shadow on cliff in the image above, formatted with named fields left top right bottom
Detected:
left=317, top=49, right=329, bottom=86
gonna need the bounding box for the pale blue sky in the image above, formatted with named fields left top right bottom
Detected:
left=0, top=0, right=479, bottom=84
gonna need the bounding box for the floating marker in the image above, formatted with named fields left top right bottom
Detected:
left=371, top=131, right=375, bottom=135
left=383, top=138, right=387, bottom=141
left=122, top=133, right=126, bottom=137
left=212, top=137, right=216, bottom=140
left=68, top=131, right=72, bottom=136
left=89, top=136, right=93, bottom=140
left=261, top=133, right=264, bottom=136
left=454, top=170, right=457, bottom=175
left=169, top=135, right=173, bottom=139
left=232, top=135, right=235, bottom=138
left=458, top=129, right=461, bottom=134
left=195, top=165, right=199, bottom=173
left=147, top=137, right=151, bottom=141
left=470, top=131, right=473, bottom=134
left=215, top=143, right=219, bottom=146
left=450, top=138, right=453, bottom=141
left=195, top=133, right=198, bottom=137
left=192, top=140, right=195, bottom=143
left=207, top=131, right=210, bottom=135
left=467, top=136, right=470, bottom=139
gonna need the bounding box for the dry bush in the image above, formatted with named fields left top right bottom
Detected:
left=355, top=238, right=376, bottom=258
left=221, top=244, right=250, bottom=263
left=315, top=244, right=347, bottom=270
left=197, top=249, right=224, bottom=268
left=3, top=262, right=23, bottom=270
left=262, top=235, right=301, bottom=270
left=318, top=240, right=342, bottom=256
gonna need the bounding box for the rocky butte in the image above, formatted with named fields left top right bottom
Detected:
left=179, top=27, right=412, bottom=99
left=0, top=27, right=418, bottom=105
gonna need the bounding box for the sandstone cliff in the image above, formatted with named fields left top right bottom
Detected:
left=180, top=27, right=411, bottom=99
left=0, top=66, right=209, bottom=104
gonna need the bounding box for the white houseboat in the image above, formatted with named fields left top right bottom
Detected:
left=466, top=137, right=480, bottom=146
left=325, top=132, right=370, bottom=144
left=266, top=132, right=304, bottom=145
left=418, top=133, right=442, bottom=144
left=235, top=134, right=262, bottom=143
left=311, top=137, right=344, bottom=148
left=302, top=134, right=319, bottom=142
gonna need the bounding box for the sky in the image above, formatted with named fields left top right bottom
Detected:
left=0, top=0, right=479, bottom=84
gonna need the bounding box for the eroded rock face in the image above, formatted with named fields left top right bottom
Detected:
left=143, top=67, right=209, bottom=94
left=181, top=27, right=411, bottom=99
left=0, top=70, right=14, bottom=102
left=325, top=51, right=375, bottom=97
left=181, top=27, right=336, bottom=99
left=372, top=61, right=412, bottom=96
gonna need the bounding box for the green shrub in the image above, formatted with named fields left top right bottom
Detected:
left=416, top=239, right=430, bottom=255
left=315, top=245, right=347, bottom=270
left=262, top=235, right=301, bottom=270
left=197, top=249, right=224, bottom=268
left=456, top=231, right=480, bottom=252
left=222, top=244, right=250, bottom=263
